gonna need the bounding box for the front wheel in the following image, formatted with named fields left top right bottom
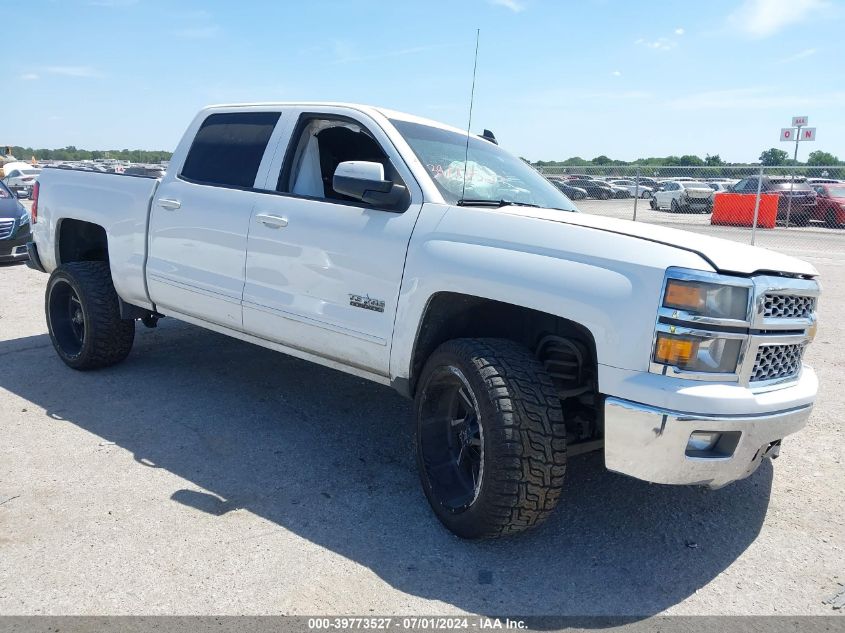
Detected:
left=670, top=199, right=680, bottom=213
left=650, top=198, right=658, bottom=210
left=641, top=190, right=652, bottom=199
left=46, top=261, right=135, bottom=370
left=598, top=190, right=611, bottom=200
left=415, top=339, right=567, bottom=539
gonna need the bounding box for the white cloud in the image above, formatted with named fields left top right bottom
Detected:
left=44, top=66, right=101, bottom=78
left=727, top=0, right=830, bottom=38
left=20, top=73, right=39, bottom=80
left=781, top=47, right=817, bottom=62
left=635, top=36, right=677, bottom=51
left=489, top=0, right=525, bottom=12
left=611, top=70, right=622, bottom=76
left=674, top=27, right=685, bottom=35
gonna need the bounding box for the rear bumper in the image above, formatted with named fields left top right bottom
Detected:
left=604, top=396, right=812, bottom=488
left=25, top=240, right=46, bottom=272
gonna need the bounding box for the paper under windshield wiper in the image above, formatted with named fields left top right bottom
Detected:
left=456, top=199, right=541, bottom=208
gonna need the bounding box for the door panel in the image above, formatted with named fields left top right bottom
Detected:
left=242, top=195, right=422, bottom=373
left=147, top=179, right=257, bottom=329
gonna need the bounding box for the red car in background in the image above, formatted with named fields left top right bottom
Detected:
left=811, top=183, right=845, bottom=227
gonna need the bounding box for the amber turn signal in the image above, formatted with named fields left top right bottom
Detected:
left=664, top=280, right=705, bottom=312
left=654, top=334, right=698, bottom=366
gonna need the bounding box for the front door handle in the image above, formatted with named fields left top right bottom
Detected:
left=157, top=198, right=181, bottom=210
left=256, top=213, right=289, bottom=228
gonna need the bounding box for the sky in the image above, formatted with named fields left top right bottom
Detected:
left=3, top=0, right=844, bottom=163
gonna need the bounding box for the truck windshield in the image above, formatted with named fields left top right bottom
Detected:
left=390, top=119, right=577, bottom=211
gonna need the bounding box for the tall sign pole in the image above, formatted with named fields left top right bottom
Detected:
left=780, top=116, right=816, bottom=228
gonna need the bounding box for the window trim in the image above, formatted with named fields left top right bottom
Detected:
left=177, top=110, right=281, bottom=190
left=273, top=112, right=413, bottom=214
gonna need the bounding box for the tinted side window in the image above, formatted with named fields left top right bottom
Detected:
left=181, top=112, right=280, bottom=188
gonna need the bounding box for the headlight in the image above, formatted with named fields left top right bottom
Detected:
left=654, top=331, right=743, bottom=374
left=663, top=278, right=749, bottom=321
left=19, top=212, right=30, bottom=226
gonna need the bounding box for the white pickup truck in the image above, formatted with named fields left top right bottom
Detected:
left=28, top=103, right=820, bottom=539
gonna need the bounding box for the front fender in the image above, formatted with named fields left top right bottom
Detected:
left=389, top=204, right=713, bottom=384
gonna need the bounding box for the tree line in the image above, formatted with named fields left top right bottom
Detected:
left=533, top=149, right=841, bottom=168
left=6, top=146, right=173, bottom=163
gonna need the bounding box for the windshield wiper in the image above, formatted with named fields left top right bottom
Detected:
left=456, top=199, right=541, bottom=208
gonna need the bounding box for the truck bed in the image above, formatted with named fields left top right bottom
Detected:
left=33, top=167, right=161, bottom=310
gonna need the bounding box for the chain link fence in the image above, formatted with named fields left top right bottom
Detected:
left=537, top=164, right=845, bottom=259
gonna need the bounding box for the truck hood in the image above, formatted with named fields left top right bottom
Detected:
left=500, top=206, right=818, bottom=277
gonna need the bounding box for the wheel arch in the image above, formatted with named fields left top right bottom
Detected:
left=55, top=218, right=109, bottom=265
left=398, top=291, right=599, bottom=398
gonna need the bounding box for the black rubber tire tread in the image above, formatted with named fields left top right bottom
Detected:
left=46, top=261, right=135, bottom=370
left=415, top=338, right=567, bottom=539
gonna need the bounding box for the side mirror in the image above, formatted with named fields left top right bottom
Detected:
left=15, top=189, right=29, bottom=199
left=333, top=161, right=406, bottom=208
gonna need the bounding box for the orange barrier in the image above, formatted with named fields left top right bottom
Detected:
left=711, top=193, right=778, bottom=228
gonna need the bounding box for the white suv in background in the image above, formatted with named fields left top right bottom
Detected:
left=609, top=179, right=653, bottom=198
left=651, top=180, right=715, bottom=213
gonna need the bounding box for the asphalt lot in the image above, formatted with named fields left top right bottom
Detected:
left=0, top=201, right=843, bottom=617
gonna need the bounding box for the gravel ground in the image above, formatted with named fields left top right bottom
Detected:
left=0, top=204, right=843, bottom=617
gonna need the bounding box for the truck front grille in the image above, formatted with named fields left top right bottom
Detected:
left=750, top=343, right=805, bottom=383
left=0, top=220, right=14, bottom=239
left=763, top=294, right=816, bottom=319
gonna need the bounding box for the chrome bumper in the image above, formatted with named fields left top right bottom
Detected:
left=604, top=397, right=812, bottom=488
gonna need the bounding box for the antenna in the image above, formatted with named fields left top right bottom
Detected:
left=460, top=29, right=480, bottom=201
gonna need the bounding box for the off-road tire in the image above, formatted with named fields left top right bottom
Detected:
left=46, top=261, right=135, bottom=370
left=415, top=338, right=567, bottom=539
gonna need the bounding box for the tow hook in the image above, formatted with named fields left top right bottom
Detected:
left=763, top=440, right=782, bottom=459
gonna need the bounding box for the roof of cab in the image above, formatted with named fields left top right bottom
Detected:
left=203, top=102, right=471, bottom=137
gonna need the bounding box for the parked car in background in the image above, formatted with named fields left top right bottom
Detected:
left=807, top=178, right=841, bottom=185
left=651, top=181, right=714, bottom=213
left=123, top=165, right=166, bottom=178
left=731, top=176, right=817, bottom=226
left=0, top=180, right=32, bottom=262
left=707, top=182, right=734, bottom=193
left=566, top=178, right=629, bottom=200
left=609, top=179, right=653, bottom=198
left=1, top=162, right=41, bottom=199
left=550, top=180, right=588, bottom=200
left=811, top=183, right=845, bottom=227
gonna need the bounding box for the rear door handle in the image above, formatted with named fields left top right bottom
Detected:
left=255, top=213, right=288, bottom=228
left=157, top=198, right=181, bottom=210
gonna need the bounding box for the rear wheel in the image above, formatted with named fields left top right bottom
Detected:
left=46, top=261, right=135, bottom=370
left=650, top=198, right=658, bottom=210
left=598, top=190, right=611, bottom=200
left=415, top=338, right=567, bottom=539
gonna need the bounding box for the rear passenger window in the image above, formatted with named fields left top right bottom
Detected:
left=181, top=112, right=280, bottom=188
